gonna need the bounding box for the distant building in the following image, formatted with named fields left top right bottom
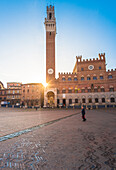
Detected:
left=21, top=83, right=44, bottom=107
left=0, top=81, right=6, bottom=103
left=6, top=82, right=22, bottom=105
left=44, top=5, right=116, bottom=108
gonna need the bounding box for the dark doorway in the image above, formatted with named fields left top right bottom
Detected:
left=63, top=99, right=66, bottom=107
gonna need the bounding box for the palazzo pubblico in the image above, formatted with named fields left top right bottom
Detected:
left=0, top=5, right=116, bottom=109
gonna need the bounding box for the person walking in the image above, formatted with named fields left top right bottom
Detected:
left=81, top=106, right=86, bottom=121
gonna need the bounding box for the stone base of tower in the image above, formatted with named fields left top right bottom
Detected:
left=44, top=87, right=57, bottom=107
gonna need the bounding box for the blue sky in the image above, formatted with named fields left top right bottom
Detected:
left=0, top=0, right=116, bottom=87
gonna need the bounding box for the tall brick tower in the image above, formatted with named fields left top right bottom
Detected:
left=44, top=5, right=56, bottom=84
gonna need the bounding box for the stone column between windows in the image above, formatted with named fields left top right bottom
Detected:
left=66, top=99, right=69, bottom=107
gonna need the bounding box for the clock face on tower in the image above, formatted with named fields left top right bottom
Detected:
left=48, top=68, right=54, bottom=74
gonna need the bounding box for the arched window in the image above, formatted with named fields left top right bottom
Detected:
left=109, top=87, right=114, bottom=92
left=102, top=98, right=105, bottom=103
left=87, top=77, right=91, bottom=80
left=108, top=75, right=112, bottom=79
left=81, top=77, right=84, bottom=81
left=95, top=98, right=98, bottom=103
left=93, top=76, right=97, bottom=80
left=74, top=77, right=78, bottom=81
left=75, top=98, right=78, bottom=103
left=100, top=76, right=104, bottom=80
left=82, top=98, right=86, bottom=103
left=68, top=77, right=72, bottom=81
left=62, top=77, right=65, bottom=81
left=110, top=98, right=115, bottom=103
left=89, top=98, right=92, bottom=103
left=101, top=87, right=105, bottom=92
left=49, top=13, right=52, bottom=19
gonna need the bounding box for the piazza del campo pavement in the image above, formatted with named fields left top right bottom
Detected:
left=0, top=5, right=116, bottom=170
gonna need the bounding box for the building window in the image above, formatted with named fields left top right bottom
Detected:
left=75, top=98, right=78, bottom=103
left=23, top=90, right=25, bottom=93
left=100, top=76, right=104, bottom=80
left=95, top=98, right=98, bottom=103
left=62, top=89, right=66, bottom=93
left=109, top=88, right=114, bottom=92
left=87, top=77, right=91, bottom=80
left=93, top=76, right=97, bottom=80
left=69, top=99, right=72, bottom=104
left=81, top=77, right=84, bottom=81
left=74, top=77, right=77, bottom=81
left=101, top=88, right=105, bottom=92
left=102, top=98, right=105, bottom=103
left=27, top=89, right=29, bottom=93
left=108, top=75, right=112, bottom=79
left=88, top=98, right=92, bottom=103
left=62, top=77, right=65, bottom=81
left=110, top=97, right=115, bottom=103
left=81, top=68, right=84, bottom=71
left=81, top=89, right=85, bottom=93
left=68, top=89, right=72, bottom=93
left=99, top=66, right=101, bottom=70
left=49, top=13, right=52, bottom=20
left=82, top=98, right=86, bottom=103
left=88, top=89, right=91, bottom=92
left=68, top=77, right=72, bottom=81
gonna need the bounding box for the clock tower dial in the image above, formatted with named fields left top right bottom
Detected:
left=48, top=68, right=54, bottom=74
left=44, top=5, right=56, bottom=83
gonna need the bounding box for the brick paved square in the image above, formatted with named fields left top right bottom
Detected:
left=0, top=108, right=116, bottom=169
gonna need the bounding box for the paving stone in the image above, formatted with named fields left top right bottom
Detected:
left=0, top=108, right=116, bottom=169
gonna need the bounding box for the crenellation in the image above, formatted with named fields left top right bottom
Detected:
left=107, top=69, right=116, bottom=72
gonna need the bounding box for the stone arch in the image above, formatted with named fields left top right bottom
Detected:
left=47, top=91, right=55, bottom=107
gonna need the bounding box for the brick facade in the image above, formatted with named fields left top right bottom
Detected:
left=44, top=5, right=116, bottom=108
left=21, top=83, right=44, bottom=107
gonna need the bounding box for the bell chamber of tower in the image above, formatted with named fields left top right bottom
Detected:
left=44, top=5, right=56, bottom=84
